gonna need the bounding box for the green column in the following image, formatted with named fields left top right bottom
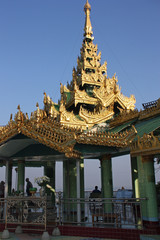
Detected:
left=63, top=160, right=77, bottom=199
left=100, top=155, right=113, bottom=213
left=63, top=159, right=84, bottom=199
left=44, top=161, right=55, bottom=203
left=63, top=159, right=84, bottom=221
left=8, top=161, right=13, bottom=195
left=137, top=155, right=158, bottom=223
left=17, top=160, right=25, bottom=194
left=131, top=156, right=141, bottom=226
left=63, top=160, right=69, bottom=200
left=80, top=159, right=85, bottom=221
left=80, top=160, right=85, bottom=199
left=131, top=156, right=139, bottom=198
left=63, top=159, right=77, bottom=221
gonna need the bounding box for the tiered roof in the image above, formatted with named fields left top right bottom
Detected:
left=0, top=1, right=159, bottom=161
left=44, top=0, right=136, bottom=130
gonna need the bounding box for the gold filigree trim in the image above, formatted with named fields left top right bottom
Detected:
left=93, top=75, right=136, bottom=110
left=110, top=109, right=139, bottom=127
left=79, top=105, right=114, bottom=125
left=0, top=108, right=82, bottom=158
left=110, top=99, right=160, bottom=128
left=76, top=126, right=137, bottom=148
left=65, top=81, right=98, bottom=108
left=59, top=100, right=86, bottom=129
left=139, top=98, right=160, bottom=120
left=43, top=93, right=59, bottom=119
left=130, top=132, right=160, bottom=156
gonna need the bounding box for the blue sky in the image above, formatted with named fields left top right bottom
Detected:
left=0, top=0, right=160, bottom=190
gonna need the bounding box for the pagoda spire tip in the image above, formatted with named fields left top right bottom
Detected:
left=84, top=0, right=93, bottom=40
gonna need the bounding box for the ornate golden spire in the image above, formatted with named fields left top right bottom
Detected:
left=84, top=0, right=94, bottom=40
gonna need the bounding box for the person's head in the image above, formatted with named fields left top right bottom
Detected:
left=26, top=178, right=29, bottom=183
left=95, top=186, right=98, bottom=190
left=1, top=181, right=5, bottom=185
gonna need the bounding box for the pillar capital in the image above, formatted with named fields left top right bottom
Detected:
left=17, top=159, right=25, bottom=164
left=142, top=155, right=154, bottom=163
left=99, top=154, right=111, bottom=162
left=130, top=133, right=160, bottom=157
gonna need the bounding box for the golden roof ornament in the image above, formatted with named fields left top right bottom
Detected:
left=84, top=0, right=94, bottom=41
left=14, top=105, right=24, bottom=122
left=42, top=1, right=136, bottom=130
left=10, top=114, right=13, bottom=122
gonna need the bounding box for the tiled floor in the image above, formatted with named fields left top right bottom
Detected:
left=0, top=232, right=120, bottom=240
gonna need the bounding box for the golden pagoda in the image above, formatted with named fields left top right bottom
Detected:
left=43, top=0, right=136, bottom=130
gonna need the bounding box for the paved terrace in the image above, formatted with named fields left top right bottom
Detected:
left=0, top=232, right=119, bottom=240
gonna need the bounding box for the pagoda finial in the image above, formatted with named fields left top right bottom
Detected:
left=84, top=0, right=94, bottom=41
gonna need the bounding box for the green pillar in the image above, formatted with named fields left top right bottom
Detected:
left=131, top=156, right=141, bottom=226
left=63, top=159, right=84, bottom=220
left=63, top=160, right=69, bottom=200
left=100, top=155, right=113, bottom=213
left=63, top=159, right=84, bottom=198
left=137, top=155, right=158, bottom=224
left=63, top=160, right=77, bottom=199
left=44, top=161, right=55, bottom=203
left=17, top=160, right=25, bottom=193
left=8, top=161, right=13, bottom=195
left=80, top=159, right=85, bottom=199
left=63, top=159, right=77, bottom=221
left=131, top=156, right=140, bottom=198
left=80, top=159, right=85, bottom=220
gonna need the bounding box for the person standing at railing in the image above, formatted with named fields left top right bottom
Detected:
left=89, top=186, right=102, bottom=213
left=26, top=178, right=33, bottom=196
left=92, top=186, right=101, bottom=194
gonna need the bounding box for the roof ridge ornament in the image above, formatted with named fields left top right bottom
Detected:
left=84, top=0, right=94, bottom=41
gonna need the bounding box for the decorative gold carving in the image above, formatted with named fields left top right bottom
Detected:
left=6, top=196, right=46, bottom=227
left=84, top=0, right=93, bottom=41
left=142, top=155, right=154, bottom=163
left=110, top=98, right=160, bottom=128
left=110, top=109, right=139, bottom=127
left=0, top=104, right=138, bottom=160
left=59, top=100, right=86, bottom=130
left=79, top=68, right=106, bottom=87
left=43, top=92, right=59, bottom=119
left=139, top=98, right=160, bottom=120
left=31, top=103, right=47, bottom=123
left=100, top=154, right=111, bottom=161
left=76, top=125, right=137, bottom=148
left=40, top=1, right=136, bottom=131
left=79, top=105, right=114, bottom=126
left=3, top=1, right=156, bottom=160
left=130, top=132, right=160, bottom=156
left=92, top=75, right=136, bottom=110
left=65, top=150, right=82, bottom=159
left=63, top=82, right=98, bottom=108
left=57, top=0, right=136, bottom=130
left=0, top=107, right=82, bottom=159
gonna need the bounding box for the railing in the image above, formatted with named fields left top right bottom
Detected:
left=1, top=196, right=146, bottom=230
left=1, top=196, right=47, bottom=231
left=57, top=197, right=145, bottom=229
left=0, top=198, right=6, bottom=223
